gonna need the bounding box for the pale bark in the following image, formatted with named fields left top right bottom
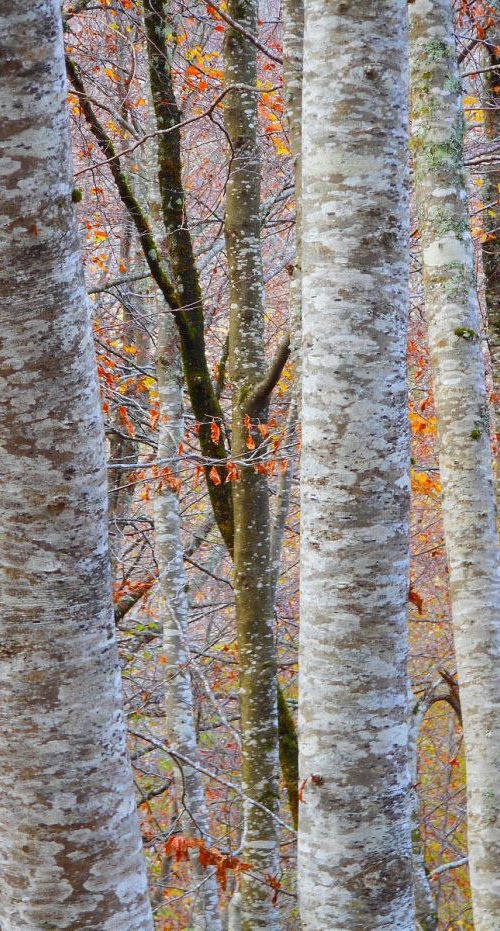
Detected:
left=299, top=3, right=414, bottom=929
left=224, top=1, right=281, bottom=926
left=0, top=2, right=152, bottom=928
left=141, top=16, right=223, bottom=922
left=410, top=2, right=500, bottom=927
left=227, top=890, right=242, bottom=931
left=154, top=313, right=222, bottom=930
left=408, top=690, right=438, bottom=931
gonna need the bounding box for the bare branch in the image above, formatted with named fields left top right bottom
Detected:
left=204, top=0, right=283, bottom=64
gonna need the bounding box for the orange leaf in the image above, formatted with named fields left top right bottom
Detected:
left=209, top=465, right=221, bottom=485
left=104, top=65, right=120, bottom=83
left=225, top=462, right=241, bottom=483
left=193, top=464, right=204, bottom=487
left=210, top=421, right=221, bottom=444
left=165, top=835, right=191, bottom=862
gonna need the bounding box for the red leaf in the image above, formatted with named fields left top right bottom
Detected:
left=210, top=421, right=221, bottom=444
left=409, top=585, right=423, bottom=615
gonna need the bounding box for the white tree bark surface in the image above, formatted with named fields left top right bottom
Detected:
left=410, top=2, right=500, bottom=927
left=0, top=2, right=153, bottom=928
left=154, top=314, right=222, bottom=930
left=299, top=3, right=414, bottom=928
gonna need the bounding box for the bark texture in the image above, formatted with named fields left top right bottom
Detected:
left=299, top=3, right=414, bottom=928
left=224, top=2, right=281, bottom=926
left=410, top=2, right=500, bottom=927
left=0, top=2, right=152, bottom=928
left=409, top=690, right=438, bottom=931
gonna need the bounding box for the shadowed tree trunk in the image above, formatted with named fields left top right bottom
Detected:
left=299, top=2, right=414, bottom=928
left=0, top=2, right=153, bottom=927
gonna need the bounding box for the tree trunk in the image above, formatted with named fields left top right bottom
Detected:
left=480, top=2, right=500, bottom=506
left=410, top=2, right=500, bottom=927
left=299, top=3, right=414, bottom=928
left=224, top=3, right=281, bottom=927
left=0, top=2, right=153, bottom=927
left=282, top=0, right=303, bottom=363
left=154, top=314, right=222, bottom=930
left=408, top=689, right=438, bottom=931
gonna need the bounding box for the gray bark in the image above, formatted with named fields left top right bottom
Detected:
left=0, top=2, right=153, bottom=927
left=410, top=2, right=500, bottom=927
left=299, top=2, right=414, bottom=927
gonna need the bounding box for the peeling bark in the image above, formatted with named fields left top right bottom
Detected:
left=0, top=2, right=152, bottom=927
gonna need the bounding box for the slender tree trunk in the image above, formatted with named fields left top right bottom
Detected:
left=282, top=0, right=303, bottom=364
left=410, top=2, right=500, bottom=927
left=74, top=1, right=299, bottom=843
left=137, top=24, right=223, bottom=923
left=154, top=314, right=223, bottom=930
left=142, top=0, right=234, bottom=551
left=268, top=0, right=304, bottom=833
left=408, top=690, right=438, bottom=931
left=224, top=4, right=281, bottom=927
left=299, top=3, right=414, bottom=928
left=0, top=2, right=152, bottom=927
left=480, top=2, right=500, bottom=505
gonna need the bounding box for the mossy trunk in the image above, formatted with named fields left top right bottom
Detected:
left=224, top=1, right=281, bottom=926
left=410, top=2, right=500, bottom=927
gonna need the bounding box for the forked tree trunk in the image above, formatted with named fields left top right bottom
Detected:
left=410, top=1, right=500, bottom=927
left=299, top=3, right=414, bottom=928
left=0, top=2, right=152, bottom=928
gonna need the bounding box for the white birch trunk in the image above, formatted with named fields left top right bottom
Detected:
left=410, top=2, right=500, bottom=926
left=299, top=3, right=414, bottom=928
left=0, top=2, right=153, bottom=927
left=154, top=314, right=222, bottom=930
